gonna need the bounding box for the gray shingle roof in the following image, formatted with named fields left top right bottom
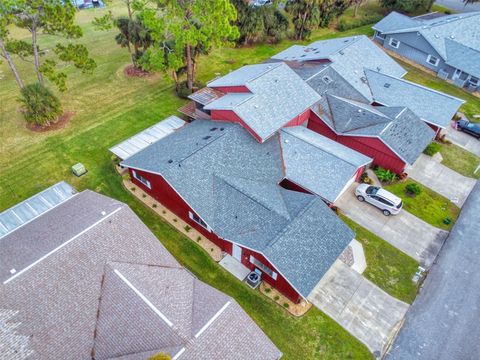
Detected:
left=205, top=62, right=321, bottom=141
left=271, top=36, right=359, bottom=62
left=0, top=190, right=281, bottom=360
left=365, top=69, right=464, bottom=128
left=122, top=119, right=355, bottom=298
left=326, top=95, right=435, bottom=164
left=444, top=38, right=480, bottom=78
left=272, top=36, right=406, bottom=102
left=326, top=36, right=406, bottom=101
left=281, top=127, right=372, bottom=202
left=373, top=11, right=480, bottom=75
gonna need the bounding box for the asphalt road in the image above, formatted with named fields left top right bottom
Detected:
left=435, top=0, right=480, bottom=12
left=386, top=181, right=480, bottom=360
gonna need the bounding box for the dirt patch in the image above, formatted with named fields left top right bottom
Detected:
left=124, top=64, right=152, bottom=78
left=25, top=111, right=75, bottom=132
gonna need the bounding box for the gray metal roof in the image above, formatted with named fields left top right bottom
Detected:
left=365, top=69, right=464, bottom=128
left=122, top=119, right=354, bottom=298
left=326, top=95, right=436, bottom=164
left=0, top=181, right=75, bottom=239
left=109, top=116, right=186, bottom=160
left=206, top=62, right=321, bottom=141
left=281, top=127, right=372, bottom=202
left=373, top=11, right=480, bottom=73
left=0, top=190, right=281, bottom=360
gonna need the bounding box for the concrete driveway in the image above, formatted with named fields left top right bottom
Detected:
left=309, top=260, right=409, bottom=358
left=445, top=125, right=480, bottom=157
left=407, top=154, right=476, bottom=207
left=336, top=188, right=448, bottom=268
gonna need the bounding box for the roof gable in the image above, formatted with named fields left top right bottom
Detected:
left=206, top=63, right=321, bottom=141
left=365, top=69, right=464, bottom=128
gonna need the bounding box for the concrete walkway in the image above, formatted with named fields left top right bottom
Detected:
left=407, top=154, right=476, bottom=207
left=309, top=260, right=409, bottom=358
left=445, top=125, right=480, bottom=157
left=336, top=188, right=448, bottom=268
left=386, top=182, right=480, bottom=360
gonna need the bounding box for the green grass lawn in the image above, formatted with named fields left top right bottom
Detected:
left=384, top=179, right=460, bottom=230
left=340, top=215, right=419, bottom=304
left=399, top=60, right=480, bottom=122
left=438, top=143, right=480, bottom=179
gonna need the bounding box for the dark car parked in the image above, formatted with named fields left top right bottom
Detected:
left=457, top=120, right=480, bottom=139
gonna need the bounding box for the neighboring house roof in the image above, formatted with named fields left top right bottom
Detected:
left=109, top=116, right=186, bottom=160
left=281, top=127, right=372, bottom=202
left=0, top=189, right=281, bottom=360
left=365, top=69, right=464, bottom=128
left=205, top=62, right=321, bottom=141
left=444, top=38, right=480, bottom=79
left=0, top=181, right=75, bottom=239
left=324, top=94, right=435, bottom=165
left=122, top=119, right=355, bottom=298
left=373, top=11, right=480, bottom=75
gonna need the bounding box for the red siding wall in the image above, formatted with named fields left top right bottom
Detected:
left=279, top=178, right=312, bottom=195
left=210, top=85, right=250, bottom=93
left=210, top=109, right=263, bottom=142
left=238, top=247, right=302, bottom=303
left=308, top=113, right=407, bottom=174
left=128, top=168, right=303, bottom=303
left=283, top=108, right=311, bottom=128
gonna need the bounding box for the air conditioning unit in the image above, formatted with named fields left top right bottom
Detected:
left=71, top=163, right=87, bottom=177
left=246, top=269, right=262, bottom=289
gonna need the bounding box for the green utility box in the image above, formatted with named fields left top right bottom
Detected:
left=72, top=163, right=87, bottom=177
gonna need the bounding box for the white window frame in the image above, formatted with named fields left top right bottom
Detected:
left=426, top=54, right=440, bottom=67
left=249, top=255, right=278, bottom=280
left=389, top=38, right=400, bottom=49
left=132, top=170, right=151, bottom=189
left=468, top=76, right=479, bottom=86
left=376, top=31, right=386, bottom=40
left=188, top=211, right=211, bottom=232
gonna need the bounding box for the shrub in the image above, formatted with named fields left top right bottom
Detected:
left=148, top=353, right=171, bottom=360
left=184, top=225, right=191, bottom=232
left=374, top=167, right=396, bottom=183
left=264, top=288, right=271, bottom=293
left=360, top=171, right=372, bottom=184
left=152, top=203, right=157, bottom=208
left=197, top=236, right=202, bottom=242
left=274, top=295, right=280, bottom=301
left=405, top=183, right=422, bottom=197
left=283, top=303, right=289, bottom=309
left=175, top=80, right=204, bottom=99
left=337, top=14, right=383, bottom=31
left=423, top=142, right=442, bottom=156
left=19, top=83, right=62, bottom=126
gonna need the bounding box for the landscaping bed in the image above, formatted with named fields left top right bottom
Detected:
left=384, top=179, right=460, bottom=231
left=340, top=215, right=419, bottom=304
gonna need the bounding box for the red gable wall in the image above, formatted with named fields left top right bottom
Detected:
left=127, top=167, right=303, bottom=303
left=308, top=112, right=407, bottom=174
left=209, top=85, right=250, bottom=93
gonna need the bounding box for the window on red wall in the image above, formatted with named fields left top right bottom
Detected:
left=132, top=170, right=151, bottom=189
left=188, top=211, right=211, bottom=232
left=249, top=256, right=277, bottom=280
